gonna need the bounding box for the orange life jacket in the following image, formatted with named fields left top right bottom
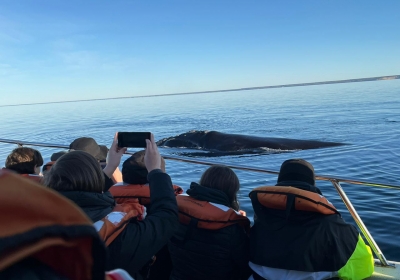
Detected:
left=250, top=186, right=338, bottom=215
left=110, top=183, right=183, bottom=205
left=176, top=195, right=251, bottom=232
left=94, top=200, right=145, bottom=246
left=20, top=173, right=44, bottom=184
left=0, top=169, right=108, bottom=280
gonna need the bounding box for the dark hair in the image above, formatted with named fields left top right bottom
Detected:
left=122, top=150, right=166, bottom=184
left=5, top=147, right=44, bottom=174
left=43, top=151, right=105, bottom=193
left=199, top=165, right=240, bottom=211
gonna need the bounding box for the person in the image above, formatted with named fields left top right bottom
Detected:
left=4, top=147, right=44, bottom=183
left=168, top=165, right=251, bottom=280
left=69, top=137, right=103, bottom=160
left=0, top=168, right=133, bottom=280
left=110, top=149, right=183, bottom=206
left=44, top=133, right=179, bottom=279
left=42, top=150, right=68, bottom=175
left=248, top=158, right=374, bottom=280
left=69, top=136, right=123, bottom=183
left=109, top=150, right=183, bottom=280
left=5, top=147, right=43, bottom=175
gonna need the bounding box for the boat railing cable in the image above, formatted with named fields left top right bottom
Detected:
left=0, top=138, right=397, bottom=267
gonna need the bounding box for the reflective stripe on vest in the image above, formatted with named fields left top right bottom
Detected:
left=110, top=182, right=183, bottom=205
left=177, top=195, right=250, bottom=232
left=250, top=186, right=338, bottom=215
left=94, top=202, right=145, bottom=246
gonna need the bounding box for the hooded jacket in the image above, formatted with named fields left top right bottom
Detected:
left=168, top=183, right=251, bottom=280
left=60, top=169, right=179, bottom=280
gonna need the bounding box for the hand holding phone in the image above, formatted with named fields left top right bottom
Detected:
left=144, top=133, right=162, bottom=172
left=118, top=132, right=151, bottom=148
left=103, top=132, right=127, bottom=179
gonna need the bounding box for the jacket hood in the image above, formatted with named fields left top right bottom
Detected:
left=59, top=190, right=115, bottom=222
left=187, top=182, right=231, bottom=208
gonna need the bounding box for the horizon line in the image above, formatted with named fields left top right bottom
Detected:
left=1, top=74, right=399, bottom=108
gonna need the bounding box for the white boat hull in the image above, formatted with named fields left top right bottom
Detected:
left=370, top=260, right=400, bottom=279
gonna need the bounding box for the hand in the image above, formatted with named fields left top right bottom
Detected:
left=144, top=133, right=162, bottom=172
left=103, top=133, right=127, bottom=178
left=239, top=210, right=246, bottom=217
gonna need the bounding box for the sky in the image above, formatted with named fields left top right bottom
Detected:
left=0, top=0, right=399, bottom=106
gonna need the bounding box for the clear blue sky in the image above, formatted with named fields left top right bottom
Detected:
left=0, top=0, right=399, bottom=105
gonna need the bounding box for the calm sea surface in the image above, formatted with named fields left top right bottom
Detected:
left=1, top=80, right=400, bottom=261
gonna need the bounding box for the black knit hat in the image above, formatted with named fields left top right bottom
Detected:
left=277, top=159, right=315, bottom=186
left=69, top=137, right=102, bottom=160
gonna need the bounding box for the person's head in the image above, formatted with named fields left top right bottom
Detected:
left=276, top=158, right=322, bottom=194
left=42, top=151, right=68, bottom=175
left=44, top=150, right=104, bottom=193
left=122, top=150, right=166, bottom=184
left=69, top=137, right=103, bottom=161
left=50, top=150, right=68, bottom=161
left=277, top=159, right=315, bottom=186
left=5, top=147, right=43, bottom=175
left=199, top=165, right=240, bottom=211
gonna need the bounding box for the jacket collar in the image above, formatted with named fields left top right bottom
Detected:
left=187, top=182, right=231, bottom=208
left=276, top=180, right=322, bottom=195
left=59, top=190, right=115, bottom=222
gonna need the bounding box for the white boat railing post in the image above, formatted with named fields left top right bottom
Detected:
left=329, top=179, right=393, bottom=267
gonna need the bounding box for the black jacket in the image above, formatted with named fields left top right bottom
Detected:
left=60, top=169, right=179, bottom=279
left=249, top=181, right=359, bottom=272
left=168, top=183, right=251, bottom=280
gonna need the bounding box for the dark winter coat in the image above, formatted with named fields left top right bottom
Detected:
left=60, top=169, right=179, bottom=279
left=168, top=183, right=251, bottom=280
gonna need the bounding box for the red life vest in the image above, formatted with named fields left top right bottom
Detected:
left=94, top=200, right=145, bottom=246
left=20, top=173, right=44, bottom=184
left=176, top=195, right=251, bottom=232
left=1, top=168, right=44, bottom=184
left=250, top=186, right=338, bottom=215
left=110, top=182, right=183, bottom=205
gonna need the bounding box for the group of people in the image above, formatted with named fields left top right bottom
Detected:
left=0, top=133, right=374, bottom=280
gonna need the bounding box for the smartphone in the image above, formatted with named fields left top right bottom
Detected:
left=118, top=132, right=151, bottom=148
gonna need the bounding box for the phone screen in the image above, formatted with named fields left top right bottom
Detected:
left=118, top=132, right=151, bottom=148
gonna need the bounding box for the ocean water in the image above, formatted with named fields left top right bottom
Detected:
left=1, top=80, right=400, bottom=261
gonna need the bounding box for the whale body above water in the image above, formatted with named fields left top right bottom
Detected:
left=157, top=130, right=345, bottom=153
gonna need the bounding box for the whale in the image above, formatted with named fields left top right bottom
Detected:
left=157, top=130, right=345, bottom=153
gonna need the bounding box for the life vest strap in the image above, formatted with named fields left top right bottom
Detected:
left=285, top=194, right=295, bottom=219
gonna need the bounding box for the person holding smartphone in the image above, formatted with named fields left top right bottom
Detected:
left=44, top=133, right=179, bottom=279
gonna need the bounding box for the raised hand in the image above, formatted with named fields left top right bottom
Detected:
left=144, top=133, right=162, bottom=172
left=103, top=132, right=127, bottom=178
